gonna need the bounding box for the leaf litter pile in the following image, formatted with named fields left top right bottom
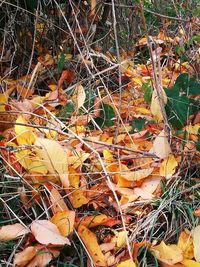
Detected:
left=1, top=21, right=200, bottom=267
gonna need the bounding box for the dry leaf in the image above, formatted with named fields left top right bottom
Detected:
left=151, top=241, right=183, bottom=265
left=150, top=89, right=167, bottom=122
left=78, top=224, right=107, bottom=266
left=178, top=230, right=194, bottom=259
left=0, top=223, right=29, bottom=241
left=153, top=130, right=171, bottom=159
left=31, top=220, right=70, bottom=246
left=35, top=138, right=69, bottom=187
left=49, top=187, right=68, bottom=214
left=121, top=168, right=154, bottom=181
left=51, top=210, right=75, bottom=236
left=160, top=155, right=178, bottom=179
left=13, top=246, right=37, bottom=267
left=15, top=115, right=35, bottom=145
left=26, top=247, right=60, bottom=267
left=73, top=84, right=86, bottom=110
left=117, top=259, right=136, bottom=267
left=182, top=259, right=200, bottom=267
left=193, top=225, right=200, bottom=262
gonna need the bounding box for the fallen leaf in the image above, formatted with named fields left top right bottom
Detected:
left=15, top=115, right=35, bottom=145
left=26, top=247, right=60, bottom=267
left=78, top=224, right=107, bottom=266
left=178, top=230, right=194, bottom=259
left=49, top=187, right=69, bottom=214
left=193, top=225, right=200, bottom=262
left=35, top=138, right=69, bottom=187
left=0, top=223, right=29, bottom=241
left=0, top=92, right=8, bottom=111
left=160, top=155, right=178, bottom=178
left=121, top=168, right=153, bottom=181
left=31, top=220, right=70, bottom=245
left=117, top=259, right=136, bottom=267
left=181, top=259, right=200, bottom=267
left=151, top=241, right=183, bottom=265
left=150, top=89, right=167, bottom=122
left=153, top=129, right=171, bottom=159
left=13, top=246, right=37, bottom=267
left=51, top=210, right=75, bottom=236
left=73, top=84, right=86, bottom=110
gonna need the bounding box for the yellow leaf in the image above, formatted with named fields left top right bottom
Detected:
left=117, top=231, right=127, bottom=248
left=15, top=116, right=35, bottom=145
left=68, top=152, right=90, bottom=169
left=178, top=230, right=194, bottom=259
left=51, top=210, right=75, bottom=236
left=160, top=155, right=178, bottom=178
left=150, top=89, right=167, bottom=122
left=31, top=220, right=70, bottom=245
left=151, top=241, right=183, bottom=265
left=69, top=189, right=89, bottom=208
left=78, top=224, right=107, bottom=266
left=49, top=187, right=69, bottom=214
left=182, top=259, right=200, bottom=267
left=185, top=124, right=200, bottom=135
left=0, top=223, right=29, bottom=241
left=35, top=138, right=69, bottom=188
left=103, top=149, right=115, bottom=164
left=117, top=259, right=136, bottom=267
left=153, top=129, right=171, bottom=159
left=0, top=93, right=8, bottom=111
left=13, top=246, right=37, bottom=267
left=69, top=167, right=80, bottom=188
left=193, top=225, right=200, bottom=262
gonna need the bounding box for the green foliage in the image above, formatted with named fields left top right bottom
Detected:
left=197, top=129, right=200, bottom=151
left=193, top=35, right=200, bottom=43
left=142, top=82, right=152, bottom=103
left=57, top=103, right=75, bottom=119
left=92, top=104, right=115, bottom=129
left=130, top=118, right=146, bottom=133
left=58, top=53, right=66, bottom=74
left=165, top=74, right=200, bottom=129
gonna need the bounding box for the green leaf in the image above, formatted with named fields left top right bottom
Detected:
left=197, top=129, right=200, bottom=152
left=92, top=104, right=115, bottom=129
left=168, top=73, right=200, bottom=97
left=57, top=102, right=75, bottom=119
left=130, top=118, right=146, bottom=133
left=58, top=53, right=65, bottom=74
left=193, top=35, right=200, bottom=43
left=142, top=82, right=152, bottom=103
left=165, top=96, right=199, bottom=129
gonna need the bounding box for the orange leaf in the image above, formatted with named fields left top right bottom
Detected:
left=13, top=246, right=37, bottom=267
left=78, top=224, right=107, bottom=266
left=51, top=210, right=75, bottom=236
left=58, top=69, right=75, bottom=88
left=49, top=187, right=69, bottom=214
